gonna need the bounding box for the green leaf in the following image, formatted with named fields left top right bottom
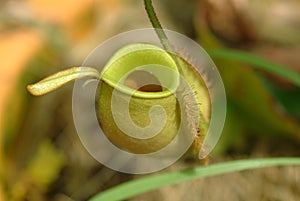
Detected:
left=209, top=50, right=300, bottom=140
left=89, top=158, right=300, bottom=201
left=208, top=49, right=300, bottom=87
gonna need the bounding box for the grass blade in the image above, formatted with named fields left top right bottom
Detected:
left=208, top=49, right=300, bottom=87
left=89, top=158, right=300, bottom=201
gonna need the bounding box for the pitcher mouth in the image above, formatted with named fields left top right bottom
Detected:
left=100, top=43, right=180, bottom=99
left=124, top=70, right=163, bottom=92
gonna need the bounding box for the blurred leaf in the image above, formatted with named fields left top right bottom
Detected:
left=264, top=81, right=300, bottom=120
left=1, top=26, right=69, bottom=201
left=0, top=30, right=43, bottom=138
left=0, top=30, right=44, bottom=182
left=2, top=32, right=67, bottom=154
left=208, top=49, right=300, bottom=87
left=26, top=140, right=65, bottom=191
left=211, top=104, right=245, bottom=155
left=198, top=27, right=300, bottom=142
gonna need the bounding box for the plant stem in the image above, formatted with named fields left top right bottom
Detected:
left=143, top=0, right=172, bottom=52
left=144, top=0, right=205, bottom=158
left=143, top=0, right=186, bottom=75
